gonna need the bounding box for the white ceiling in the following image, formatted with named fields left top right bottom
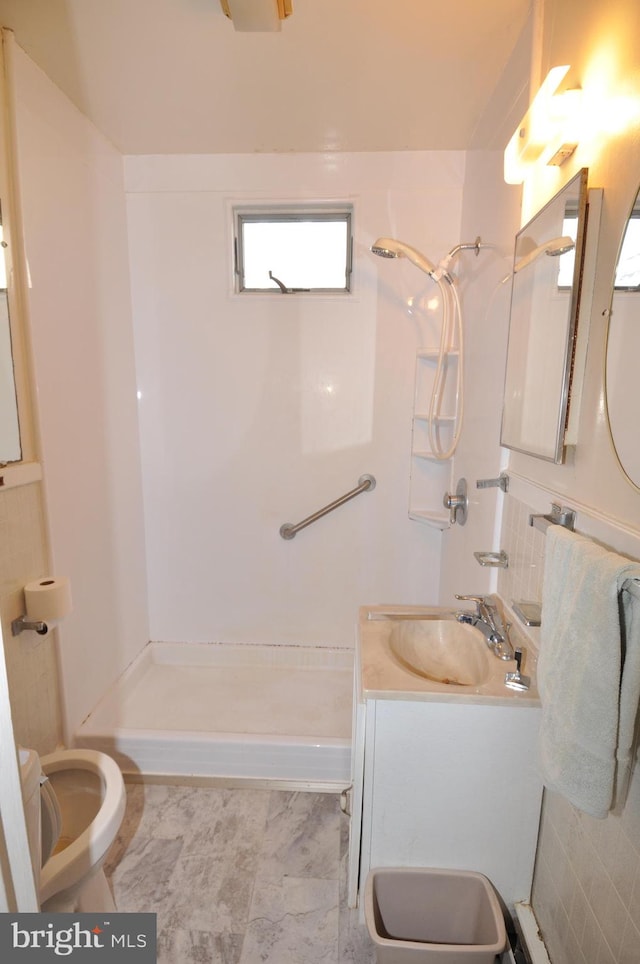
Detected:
left=0, top=0, right=530, bottom=155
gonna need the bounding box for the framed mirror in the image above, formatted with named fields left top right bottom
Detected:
left=605, top=185, right=640, bottom=489
left=501, top=168, right=589, bottom=462
left=0, top=202, right=21, bottom=464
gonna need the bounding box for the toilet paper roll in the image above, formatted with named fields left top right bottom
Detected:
left=24, top=577, right=72, bottom=623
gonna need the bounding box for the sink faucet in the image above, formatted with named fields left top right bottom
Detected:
left=454, top=594, right=515, bottom=661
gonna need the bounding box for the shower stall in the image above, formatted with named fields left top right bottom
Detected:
left=75, top=227, right=492, bottom=786
left=13, top=141, right=481, bottom=786
left=77, top=641, right=353, bottom=786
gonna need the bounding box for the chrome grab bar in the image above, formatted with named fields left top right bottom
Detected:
left=280, top=474, right=376, bottom=540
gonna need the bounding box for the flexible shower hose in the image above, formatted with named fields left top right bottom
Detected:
left=426, top=276, right=463, bottom=460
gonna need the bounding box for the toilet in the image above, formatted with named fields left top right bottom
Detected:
left=19, top=745, right=126, bottom=912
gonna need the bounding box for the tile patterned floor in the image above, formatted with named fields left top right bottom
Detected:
left=104, top=784, right=376, bottom=964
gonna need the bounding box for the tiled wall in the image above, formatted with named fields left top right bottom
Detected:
left=498, top=494, right=546, bottom=612
left=0, top=482, right=61, bottom=753
left=498, top=492, right=640, bottom=964
left=532, top=778, right=640, bottom=964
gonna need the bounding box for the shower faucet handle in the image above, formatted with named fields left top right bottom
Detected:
left=443, top=477, right=468, bottom=526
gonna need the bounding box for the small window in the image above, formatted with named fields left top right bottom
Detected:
left=234, top=206, right=353, bottom=293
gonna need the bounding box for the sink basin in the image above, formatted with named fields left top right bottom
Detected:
left=389, top=617, right=491, bottom=686
left=360, top=605, right=538, bottom=703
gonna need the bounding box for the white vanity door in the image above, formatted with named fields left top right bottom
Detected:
left=359, top=698, right=543, bottom=909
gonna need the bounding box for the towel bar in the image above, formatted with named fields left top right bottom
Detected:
left=529, top=502, right=576, bottom=533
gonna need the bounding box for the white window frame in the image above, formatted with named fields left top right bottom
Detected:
left=233, top=204, right=353, bottom=294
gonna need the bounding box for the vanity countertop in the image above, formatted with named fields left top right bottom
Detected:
left=358, top=604, right=540, bottom=707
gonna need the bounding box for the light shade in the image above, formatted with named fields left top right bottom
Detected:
left=220, top=0, right=292, bottom=32
left=504, top=66, right=582, bottom=184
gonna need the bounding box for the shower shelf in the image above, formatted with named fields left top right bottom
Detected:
left=409, top=346, right=458, bottom=528
left=413, top=450, right=452, bottom=462
left=408, top=508, right=451, bottom=529
left=414, top=414, right=456, bottom=425
left=416, top=348, right=459, bottom=359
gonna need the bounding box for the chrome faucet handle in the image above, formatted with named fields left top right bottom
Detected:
left=443, top=478, right=468, bottom=526
left=455, top=594, right=506, bottom=638
left=455, top=594, right=486, bottom=603
left=454, top=594, right=488, bottom=620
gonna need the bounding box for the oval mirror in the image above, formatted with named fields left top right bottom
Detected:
left=605, top=186, right=640, bottom=489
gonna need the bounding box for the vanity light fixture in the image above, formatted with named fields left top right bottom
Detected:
left=220, top=0, right=292, bottom=31
left=504, top=65, right=583, bottom=184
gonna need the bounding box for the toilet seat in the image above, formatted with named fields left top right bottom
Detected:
left=40, top=777, right=62, bottom=865
left=38, top=748, right=126, bottom=906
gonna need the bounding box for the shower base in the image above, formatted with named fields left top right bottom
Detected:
left=76, top=642, right=353, bottom=788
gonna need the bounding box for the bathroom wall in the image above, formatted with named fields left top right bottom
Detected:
left=433, top=0, right=640, bottom=958
left=125, top=152, right=465, bottom=648
left=0, top=479, right=60, bottom=752
left=498, top=483, right=640, bottom=963
left=490, top=1, right=640, bottom=961
left=7, top=46, right=149, bottom=740
left=437, top=151, right=521, bottom=606
left=508, top=0, right=640, bottom=530
left=0, top=35, right=61, bottom=756
left=521, top=1, right=640, bottom=958
left=438, top=14, right=530, bottom=606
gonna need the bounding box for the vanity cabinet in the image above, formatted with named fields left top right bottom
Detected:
left=353, top=696, right=543, bottom=911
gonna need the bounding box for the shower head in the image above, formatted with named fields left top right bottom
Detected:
left=370, top=240, right=397, bottom=259
left=371, top=237, right=438, bottom=279
left=514, top=235, right=575, bottom=274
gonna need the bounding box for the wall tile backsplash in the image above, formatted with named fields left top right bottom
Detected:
left=498, top=493, right=546, bottom=610
left=533, top=778, right=640, bottom=964
left=499, top=492, right=640, bottom=964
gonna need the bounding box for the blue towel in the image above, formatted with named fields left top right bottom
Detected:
left=538, top=526, right=640, bottom=818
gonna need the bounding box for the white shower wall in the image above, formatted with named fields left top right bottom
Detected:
left=9, top=46, right=149, bottom=741
left=125, top=152, right=466, bottom=647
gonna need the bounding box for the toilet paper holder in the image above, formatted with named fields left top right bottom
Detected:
left=11, top=615, right=49, bottom=636
left=11, top=576, right=72, bottom=636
